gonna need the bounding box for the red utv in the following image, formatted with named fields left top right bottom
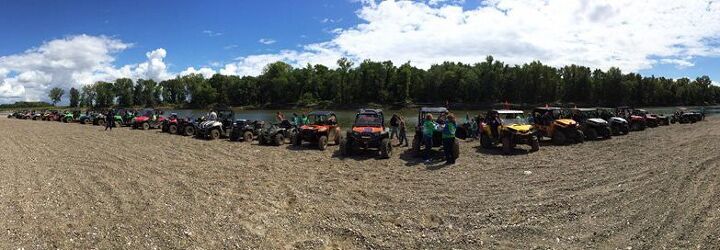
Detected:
left=616, top=106, right=646, bottom=131
left=132, top=109, right=166, bottom=130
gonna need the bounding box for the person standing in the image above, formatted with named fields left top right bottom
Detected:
left=443, top=114, right=457, bottom=164
left=398, top=116, right=408, bottom=147
left=422, top=114, right=437, bottom=163
left=105, top=109, right=115, bottom=131
left=389, top=114, right=400, bottom=141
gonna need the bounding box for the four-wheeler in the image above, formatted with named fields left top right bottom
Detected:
left=411, top=107, right=460, bottom=160
left=531, top=107, right=584, bottom=145
left=633, top=109, right=659, bottom=128
left=479, top=110, right=539, bottom=154
left=78, top=112, right=100, bottom=125
left=132, top=109, right=166, bottom=130
left=258, top=120, right=297, bottom=146
left=339, top=109, right=393, bottom=158
left=60, top=111, right=74, bottom=123
left=292, top=111, right=342, bottom=150
left=178, top=117, right=203, bottom=136
left=229, top=119, right=265, bottom=142
left=649, top=113, right=670, bottom=126
left=616, top=106, right=647, bottom=131
left=116, top=109, right=136, bottom=126
left=597, top=108, right=630, bottom=135
left=161, top=113, right=181, bottom=134
left=569, top=108, right=612, bottom=140
left=672, top=108, right=703, bottom=124
left=196, top=108, right=235, bottom=140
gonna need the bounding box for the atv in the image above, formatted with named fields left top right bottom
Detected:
left=531, top=107, right=584, bottom=145
left=258, top=120, right=297, bottom=146
left=597, top=108, right=630, bottom=135
left=229, top=119, right=265, bottom=142
left=339, top=109, right=393, bottom=158
left=633, top=109, right=659, bottom=128
left=117, top=109, right=137, bottom=127
left=161, top=113, right=180, bottom=134
left=616, top=106, right=646, bottom=131
left=196, top=108, right=235, bottom=140
left=410, top=107, right=460, bottom=160
left=480, top=110, right=539, bottom=155
left=132, top=109, right=166, bottom=130
left=60, top=111, right=74, bottom=123
left=292, top=111, right=342, bottom=150
left=569, top=108, right=612, bottom=140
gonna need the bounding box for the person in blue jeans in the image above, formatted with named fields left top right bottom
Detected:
left=443, top=114, right=457, bottom=164
left=422, top=114, right=438, bottom=163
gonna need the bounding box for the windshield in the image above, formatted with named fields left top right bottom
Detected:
left=355, top=114, right=382, bottom=126
left=500, top=113, right=529, bottom=125
left=308, top=114, right=336, bottom=124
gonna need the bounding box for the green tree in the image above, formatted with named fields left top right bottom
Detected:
left=69, top=87, right=80, bottom=108
left=114, top=78, right=134, bottom=107
left=48, top=87, right=64, bottom=106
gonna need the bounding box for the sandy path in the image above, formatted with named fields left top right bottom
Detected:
left=0, top=118, right=718, bottom=249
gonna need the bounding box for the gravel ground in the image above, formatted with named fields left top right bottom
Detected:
left=0, top=117, right=718, bottom=249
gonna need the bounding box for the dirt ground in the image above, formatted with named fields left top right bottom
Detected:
left=0, top=117, right=718, bottom=249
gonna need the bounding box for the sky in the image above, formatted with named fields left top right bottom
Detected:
left=1, top=0, right=719, bottom=104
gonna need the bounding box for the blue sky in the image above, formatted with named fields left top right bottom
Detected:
left=0, top=0, right=719, bottom=103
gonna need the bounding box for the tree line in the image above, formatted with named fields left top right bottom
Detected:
left=47, top=56, right=720, bottom=109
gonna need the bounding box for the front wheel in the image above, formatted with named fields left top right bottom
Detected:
left=529, top=136, right=540, bottom=152
left=585, top=128, right=598, bottom=140
left=209, top=129, right=221, bottom=140
left=274, top=134, right=284, bottom=146
left=292, top=134, right=302, bottom=146
left=243, top=131, right=253, bottom=142
left=552, top=130, right=566, bottom=145
left=141, top=122, right=150, bottom=130
left=380, top=138, right=392, bottom=159
left=184, top=126, right=195, bottom=136
left=502, top=136, right=512, bottom=155
left=318, top=135, right=328, bottom=150
left=340, top=138, right=351, bottom=156
left=169, top=125, right=178, bottom=134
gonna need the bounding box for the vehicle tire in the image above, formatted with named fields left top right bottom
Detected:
left=585, top=128, right=598, bottom=140
left=292, top=134, right=302, bottom=147
left=621, top=125, right=630, bottom=135
left=184, top=126, right=195, bottom=136
left=575, top=130, right=585, bottom=143
left=243, top=131, right=253, bottom=142
left=380, top=138, right=392, bottom=159
left=340, top=138, right=351, bottom=156
left=552, top=131, right=566, bottom=145
left=452, top=138, right=460, bottom=160
left=480, top=133, right=492, bottom=149
left=412, top=136, right=421, bottom=156
left=169, top=125, right=177, bottom=134
left=502, top=136, right=512, bottom=155
left=529, top=136, right=540, bottom=152
left=630, top=122, right=640, bottom=131
left=141, top=122, right=150, bottom=130
left=209, top=129, right=220, bottom=140
left=97, top=119, right=105, bottom=127
left=274, top=134, right=284, bottom=146
left=318, top=135, right=328, bottom=150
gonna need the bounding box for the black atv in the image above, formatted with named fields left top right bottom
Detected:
left=258, top=120, right=297, bottom=146
left=229, top=119, right=265, bottom=142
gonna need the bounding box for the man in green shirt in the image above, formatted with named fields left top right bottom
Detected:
left=422, top=114, right=437, bottom=162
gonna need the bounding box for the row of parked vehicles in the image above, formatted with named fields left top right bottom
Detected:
left=7, top=105, right=707, bottom=158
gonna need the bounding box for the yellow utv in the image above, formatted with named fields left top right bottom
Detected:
left=480, top=110, right=540, bottom=154
left=530, top=107, right=584, bottom=145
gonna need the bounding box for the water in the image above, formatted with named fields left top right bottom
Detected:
left=162, top=106, right=719, bottom=128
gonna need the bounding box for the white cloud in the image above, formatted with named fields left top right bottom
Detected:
left=215, top=0, right=720, bottom=76
left=0, top=35, right=171, bottom=103
left=202, top=30, right=223, bottom=37
left=258, top=38, right=276, bottom=45
left=179, top=66, right=216, bottom=79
